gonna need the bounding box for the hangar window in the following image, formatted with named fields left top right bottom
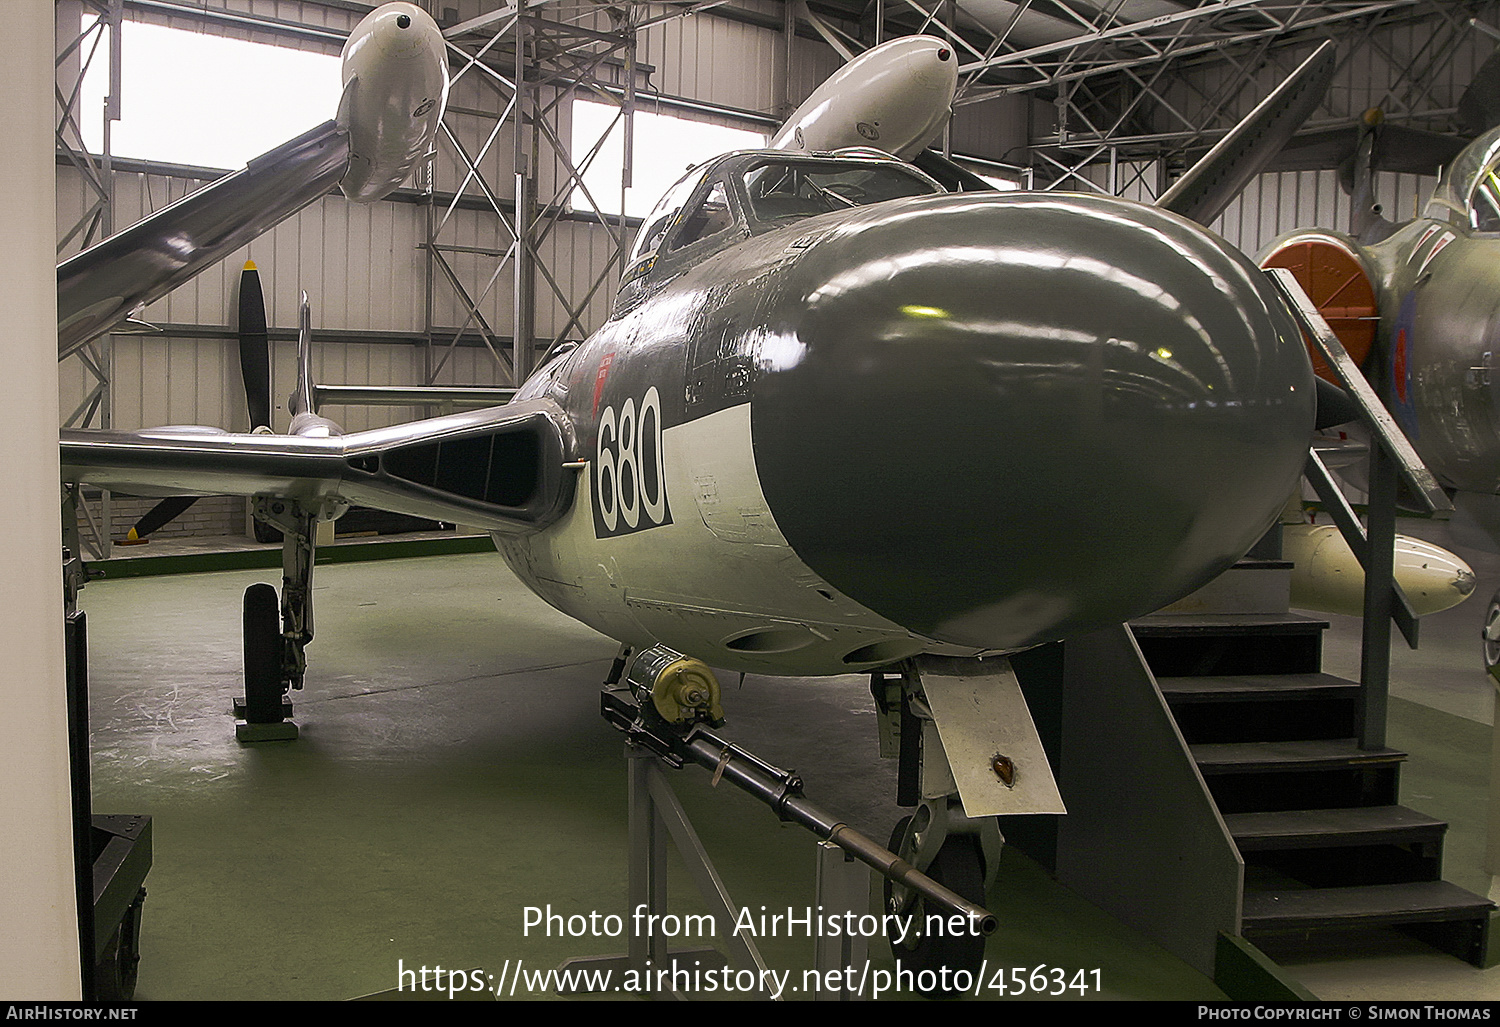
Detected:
left=78, top=19, right=341, bottom=170
left=571, top=100, right=766, bottom=218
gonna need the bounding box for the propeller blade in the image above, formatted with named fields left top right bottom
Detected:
left=119, top=495, right=199, bottom=544
left=238, top=260, right=272, bottom=432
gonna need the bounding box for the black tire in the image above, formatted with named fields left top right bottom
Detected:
left=93, top=890, right=142, bottom=1001
left=243, top=583, right=284, bottom=723
left=884, top=816, right=988, bottom=998
left=1484, top=591, right=1500, bottom=674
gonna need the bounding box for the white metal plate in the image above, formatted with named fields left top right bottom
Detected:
left=920, top=658, right=1066, bottom=817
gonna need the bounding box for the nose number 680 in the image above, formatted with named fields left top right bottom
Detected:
left=596, top=387, right=667, bottom=534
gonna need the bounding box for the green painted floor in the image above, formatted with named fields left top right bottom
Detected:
left=77, top=522, right=1500, bottom=1001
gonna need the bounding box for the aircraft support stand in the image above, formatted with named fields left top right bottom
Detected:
left=557, top=746, right=873, bottom=999
left=590, top=648, right=993, bottom=998
left=556, top=746, right=767, bottom=999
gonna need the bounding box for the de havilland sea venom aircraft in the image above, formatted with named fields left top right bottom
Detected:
left=56, top=2, right=1350, bottom=979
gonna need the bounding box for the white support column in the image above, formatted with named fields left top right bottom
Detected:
left=0, top=0, right=82, bottom=1000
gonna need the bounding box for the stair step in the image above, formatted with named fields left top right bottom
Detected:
left=1225, top=806, right=1448, bottom=852
left=1132, top=613, right=1330, bottom=637
left=1131, top=614, right=1330, bottom=676
left=1193, top=738, right=1405, bottom=774
left=1242, top=880, right=1494, bottom=933
left=1159, top=673, right=1358, bottom=703
left=1162, top=674, right=1362, bottom=744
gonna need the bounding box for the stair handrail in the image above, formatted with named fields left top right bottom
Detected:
left=1266, top=268, right=1449, bottom=515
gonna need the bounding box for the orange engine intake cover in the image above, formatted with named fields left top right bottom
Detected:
left=1260, top=237, right=1377, bottom=384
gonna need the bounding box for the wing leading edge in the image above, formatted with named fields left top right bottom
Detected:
left=61, top=399, right=577, bottom=534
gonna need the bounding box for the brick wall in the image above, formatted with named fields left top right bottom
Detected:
left=88, top=495, right=247, bottom=541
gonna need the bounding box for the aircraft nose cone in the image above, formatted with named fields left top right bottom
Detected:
left=750, top=192, right=1315, bottom=650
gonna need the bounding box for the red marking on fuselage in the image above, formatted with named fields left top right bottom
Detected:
left=593, top=352, right=615, bottom=417
left=1395, top=328, right=1409, bottom=404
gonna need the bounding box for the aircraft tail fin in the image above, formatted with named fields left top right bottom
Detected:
left=288, top=294, right=344, bottom=439
left=1158, top=40, right=1337, bottom=226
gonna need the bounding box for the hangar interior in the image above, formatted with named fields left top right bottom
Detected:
left=42, top=0, right=1500, bottom=1002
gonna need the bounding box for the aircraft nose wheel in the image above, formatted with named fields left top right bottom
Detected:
left=884, top=814, right=987, bottom=997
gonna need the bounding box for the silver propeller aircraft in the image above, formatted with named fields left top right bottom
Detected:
left=56, top=2, right=1340, bottom=985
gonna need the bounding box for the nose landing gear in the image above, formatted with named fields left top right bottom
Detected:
left=871, top=655, right=1060, bottom=996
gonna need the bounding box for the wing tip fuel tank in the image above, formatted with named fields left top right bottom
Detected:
left=770, top=35, right=957, bottom=159
left=337, top=3, right=449, bottom=202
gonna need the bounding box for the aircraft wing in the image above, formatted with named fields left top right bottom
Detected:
left=57, top=121, right=351, bottom=361
left=1158, top=41, right=1337, bottom=226
left=61, top=399, right=578, bottom=535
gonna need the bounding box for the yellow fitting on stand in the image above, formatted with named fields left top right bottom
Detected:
left=650, top=656, right=725, bottom=726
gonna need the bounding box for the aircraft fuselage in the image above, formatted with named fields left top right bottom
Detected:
left=1263, top=126, right=1500, bottom=499
left=498, top=151, right=1316, bottom=675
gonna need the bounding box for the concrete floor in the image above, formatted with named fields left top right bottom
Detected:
left=77, top=521, right=1500, bottom=1001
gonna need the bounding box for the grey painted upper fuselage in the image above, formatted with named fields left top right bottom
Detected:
left=498, top=148, right=1315, bottom=666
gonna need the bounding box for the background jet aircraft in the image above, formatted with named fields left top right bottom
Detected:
left=61, top=29, right=1321, bottom=683
left=1260, top=114, right=1500, bottom=667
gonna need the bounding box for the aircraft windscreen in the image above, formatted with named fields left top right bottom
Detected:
left=1471, top=165, right=1500, bottom=232
left=630, top=167, right=710, bottom=263
left=742, top=161, right=937, bottom=223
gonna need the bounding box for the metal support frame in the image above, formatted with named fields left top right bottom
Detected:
left=556, top=745, right=871, bottom=999
left=846, top=1, right=1471, bottom=194
left=56, top=0, right=122, bottom=558
left=426, top=2, right=642, bottom=389
left=1016, top=1, right=1468, bottom=191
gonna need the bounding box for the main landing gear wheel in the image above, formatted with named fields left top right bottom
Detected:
left=241, top=582, right=285, bottom=724
left=93, top=888, right=144, bottom=1001
left=884, top=815, right=987, bottom=998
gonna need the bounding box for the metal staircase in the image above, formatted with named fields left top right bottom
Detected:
left=1132, top=603, right=1493, bottom=969
left=1140, top=271, right=1496, bottom=971
left=998, top=272, right=1496, bottom=993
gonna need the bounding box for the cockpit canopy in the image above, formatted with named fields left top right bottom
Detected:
left=1427, top=125, right=1500, bottom=232
left=618, top=150, right=943, bottom=301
